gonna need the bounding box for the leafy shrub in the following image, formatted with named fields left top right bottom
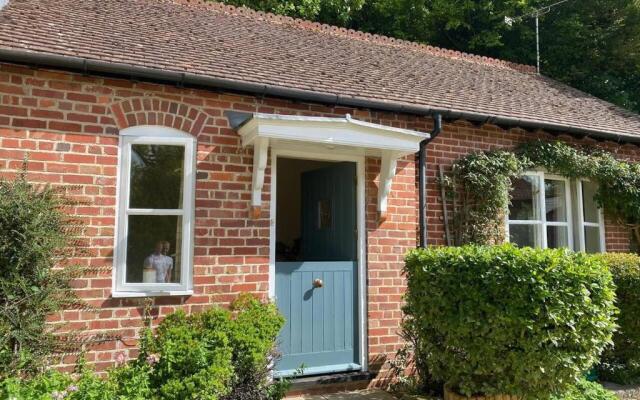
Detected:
left=144, top=308, right=234, bottom=399
left=106, top=363, right=153, bottom=400
left=0, top=367, right=115, bottom=400
left=404, top=245, right=617, bottom=399
left=551, top=379, right=617, bottom=400
left=221, top=294, right=287, bottom=400
left=0, top=369, right=72, bottom=400
left=595, top=253, right=640, bottom=384
left=0, top=168, right=88, bottom=378
left=447, top=150, right=524, bottom=244
left=0, top=295, right=286, bottom=400
left=139, top=293, right=285, bottom=400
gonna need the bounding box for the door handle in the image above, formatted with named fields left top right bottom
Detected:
left=313, top=278, right=324, bottom=288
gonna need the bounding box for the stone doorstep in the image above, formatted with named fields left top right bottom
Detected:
left=285, top=371, right=374, bottom=397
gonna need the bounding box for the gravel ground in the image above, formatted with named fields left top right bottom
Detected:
left=603, top=382, right=640, bottom=399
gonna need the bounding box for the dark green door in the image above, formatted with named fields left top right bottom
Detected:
left=275, top=162, right=359, bottom=377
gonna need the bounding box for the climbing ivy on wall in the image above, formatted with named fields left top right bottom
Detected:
left=444, top=140, right=640, bottom=248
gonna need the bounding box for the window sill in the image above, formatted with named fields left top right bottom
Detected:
left=111, top=290, right=193, bottom=298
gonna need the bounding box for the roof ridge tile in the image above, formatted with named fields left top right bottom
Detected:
left=171, top=0, right=537, bottom=74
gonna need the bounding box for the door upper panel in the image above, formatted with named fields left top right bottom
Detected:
left=301, top=162, right=357, bottom=261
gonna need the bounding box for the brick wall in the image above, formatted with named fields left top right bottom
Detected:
left=0, top=62, right=637, bottom=381
left=423, top=123, right=639, bottom=252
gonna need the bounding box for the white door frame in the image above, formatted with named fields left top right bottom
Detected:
left=269, top=146, right=368, bottom=373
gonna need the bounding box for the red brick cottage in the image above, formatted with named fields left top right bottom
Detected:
left=1, top=0, right=640, bottom=389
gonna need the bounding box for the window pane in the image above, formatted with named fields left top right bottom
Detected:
left=509, top=175, right=540, bottom=220
left=129, top=144, right=185, bottom=209
left=546, top=226, right=569, bottom=249
left=317, top=199, right=332, bottom=229
left=125, top=215, right=182, bottom=284
left=509, top=224, right=540, bottom=247
left=584, top=226, right=602, bottom=253
left=545, top=179, right=567, bottom=222
left=582, top=181, right=600, bottom=223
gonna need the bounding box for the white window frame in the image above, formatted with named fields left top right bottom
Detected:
left=576, top=179, right=607, bottom=253
left=506, top=171, right=574, bottom=250
left=112, top=126, right=196, bottom=297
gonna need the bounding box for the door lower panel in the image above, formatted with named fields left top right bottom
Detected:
left=275, top=261, right=359, bottom=375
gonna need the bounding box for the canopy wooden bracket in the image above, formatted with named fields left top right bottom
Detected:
left=250, top=137, right=269, bottom=219
left=378, top=150, right=402, bottom=223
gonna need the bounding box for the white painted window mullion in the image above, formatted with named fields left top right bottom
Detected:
left=564, top=176, right=574, bottom=250
left=538, top=174, right=547, bottom=249
left=576, top=180, right=586, bottom=252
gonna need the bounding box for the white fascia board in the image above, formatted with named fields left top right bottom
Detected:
left=239, top=113, right=429, bottom=155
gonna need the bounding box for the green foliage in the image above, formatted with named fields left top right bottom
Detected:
left=220, top=294, right=287, bottom=400
left=214, top=0, right=640, bottom=114
left=404, top=245, right=617, bottom=399
left=0, top=167, right=88, bottom=378
left=538, top=0, right=640, bottom=114
left=0, top=296, right=286, bottom=400
left=551, top=379, right=617, bottom=400
left=446, top=150, right=524, bottom=244
left=220, top=0, right=365, bottom=25
left=0, top=367, right=121, bottom=400
left=518, top=141, right=640, bottom=232
left=446, top=141, right=640, bottom=247
left=354, top=0, right=533, bottom=58
left=145, top=308, right=234, bottom=399
left=106, top=363, right=153, bottom=400
left=594, top=253, right=640, bottom=384
left=139, top=293, right=285, bottom=400
left=0, top=370, right=72, bottom=400
left=0, top=362, right=156, bottom=400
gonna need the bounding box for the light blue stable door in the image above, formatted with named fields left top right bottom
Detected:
left=275, top=162, right=359, bottom=377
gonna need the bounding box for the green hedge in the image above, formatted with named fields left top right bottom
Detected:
left=595, top=253, right=640, bottom=384
left=404, top=245, right=617, bottom=399
left=0, top=294, right=286, bottom=400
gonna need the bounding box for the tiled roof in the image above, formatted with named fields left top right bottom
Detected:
left=1, top=0, right=640, bottom=140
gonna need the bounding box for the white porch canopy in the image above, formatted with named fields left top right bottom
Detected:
left=237, top=113, right=430, bottom=219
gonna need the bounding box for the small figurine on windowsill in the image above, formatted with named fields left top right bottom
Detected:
left=142, top=240, right=174, bottom=283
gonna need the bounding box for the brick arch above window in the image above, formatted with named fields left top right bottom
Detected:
left=109, top=97, right=209, bottom=136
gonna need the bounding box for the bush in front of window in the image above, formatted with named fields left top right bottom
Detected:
left=0, top=166, right=89, bottom=378
left=595, top=253, right=640, bottom=384
left=404, top=244, right=617, bottom=399
left=0, top=295, right=287, bottom=400
left=141, top=308, right=235, bottom=399
left=138, top=293, right=286, bottom=400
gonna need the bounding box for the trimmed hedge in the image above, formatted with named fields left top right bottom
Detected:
left=595, top=253, right=640, bottom=384
left=404, top=245, right=617, bottom=399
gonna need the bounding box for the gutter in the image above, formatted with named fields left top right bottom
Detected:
left=2, top=48, right=639, bottom=145
left=418, top=114, right=442, bottom=248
